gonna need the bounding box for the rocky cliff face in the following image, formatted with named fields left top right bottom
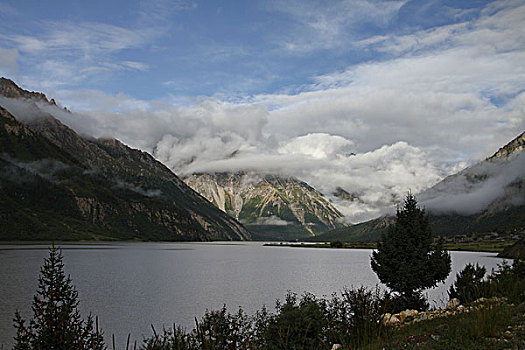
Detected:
left=0, top=77, right=57, bottom=105
left=184, top=172, right=344, bottom=238
left=488, top=131, right=525, bottom=161
left=0, top=78, right=250, bottom=241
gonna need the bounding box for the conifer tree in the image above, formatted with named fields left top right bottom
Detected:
left=13, top=245, right=105, bottom=349
left=370, top=194, right=451, bottom=310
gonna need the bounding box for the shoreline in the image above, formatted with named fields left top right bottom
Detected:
left=263, top=241, right=515, bottom=254
left=0, top=239, right=515, bottom=254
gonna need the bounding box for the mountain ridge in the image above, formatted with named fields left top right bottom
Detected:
left=184, top=172, right=345, bottom=240
left=0, top=78, right=250, bottom=241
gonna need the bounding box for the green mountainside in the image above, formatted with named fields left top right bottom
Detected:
left=184, top=172, right=345, bottom=240
left=0, top=79, right=250, bottom=241
left=313, top=132, right=525, bottom=242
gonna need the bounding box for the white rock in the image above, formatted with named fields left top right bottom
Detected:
left=397, top=309, right=419, bottom=322
left=331, top=344, right=342, bottom=350
left=382, top=313, right=401, bottom=326
left=446, top=298, right=460, bottom=310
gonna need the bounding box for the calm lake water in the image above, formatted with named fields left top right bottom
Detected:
left=0, top=242, right=507, bottom=348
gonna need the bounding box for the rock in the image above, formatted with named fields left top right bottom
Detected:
left=331, top=344, right=342, bottom=350
left=446, top=298, right=460, bottom=310
left=397, top=309, right=419, bottom=322
left=382, top=313, right=401, bottom=326
left=474, top=297, right=487, bottom=304
left=457, top=305, right=465, bottom=312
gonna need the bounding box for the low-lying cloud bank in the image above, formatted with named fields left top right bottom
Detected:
left=420, top=152, right=525, bottom=216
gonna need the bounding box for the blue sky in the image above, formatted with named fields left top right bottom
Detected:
left=0, top=0, right=524, bottom=221
left=0, top=0, right=496, bottom=98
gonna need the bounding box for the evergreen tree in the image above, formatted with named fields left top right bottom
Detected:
left=370, top=194, right=451, bottom=310
left=13, top=245, right=105, bottom=350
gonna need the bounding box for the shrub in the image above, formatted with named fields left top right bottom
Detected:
left=326, top=286, right=390, bottom=347
left=489, top=259, right=525, bottom=303
left=194, top=306, right=256, bottom=349
left=330, top=240, right=344, bottom=248
left=261, top=292, right=329, bottom=350
left=141, top=287, right=393, bottom=350
left=448, top=263, right=487, bottom=304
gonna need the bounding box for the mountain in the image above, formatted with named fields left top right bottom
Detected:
left=183, top=172, right=345, bottom=240
left=419, top=131, right=525, bottom=235
left=0, top=78, right=250, bottom=241
left=313, top=132, right=525, bottom=242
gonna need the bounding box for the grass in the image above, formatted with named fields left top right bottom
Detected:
left=366, top=301, right=525, bottom=349
left=443, top=241, right=514, bottom=253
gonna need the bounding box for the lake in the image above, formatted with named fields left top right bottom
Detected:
left=0, top=242, right=507, bottom=348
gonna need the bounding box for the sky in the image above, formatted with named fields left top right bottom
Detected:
left=0, top=0, right=524, bottom=222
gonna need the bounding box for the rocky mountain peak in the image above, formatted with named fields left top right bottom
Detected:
left=0, top=78, right=56, bottom=106
left=488, top=131, right=525, bottom=161
left=184, top=171, right=345, bottom=239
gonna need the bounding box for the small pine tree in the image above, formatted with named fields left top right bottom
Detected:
left=448, top=263, right=487, bottom=304
left=13, top=245, right=105, bottom=350
left=370, top=194, right=451, bottom=310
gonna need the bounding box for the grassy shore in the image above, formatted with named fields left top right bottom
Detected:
left=365, top=300, right=525, bottom=349
left=264, top=240, right=516, bottom=253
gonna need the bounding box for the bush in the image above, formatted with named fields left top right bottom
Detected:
left=261, top=292, right=329, bottom=349
left=141, top=287, right=392, bottom=349
left=489, top=259, right=525, bottom=303
left=448, top=259, right=525, bottom=306
left=326, top=286, right=390, bottom=347
left=448, top=263, right=487, bottom=304
left=141, top=306, right=260, bottom=350
left=330, top=240, right=344, bottom=248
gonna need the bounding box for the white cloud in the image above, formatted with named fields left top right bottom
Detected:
left=0, top=46, right=18, bottom=78
left=267, top=0, right=406, bottom=53
left=10, top=22, right=148, bottom=55
left=0, top=20, right=155, bottom=90
left=420, top=152, right=525, bottom=215
left=278, top=133, right=354, bottom=159
left=252, top=216, right=292, bottom=226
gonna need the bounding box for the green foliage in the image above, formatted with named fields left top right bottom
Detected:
left=325, top=286, right=389, bottom=348
left=261, top=293, right=329, bottom=349
left=448, top=259, right=525, bottom=306
left=370, top=194, right=451, bottom=310
left=141, top=306, right=261, bottom=350
left=488, top=259, right=525, bottom=304
left=13, top=245, right=105, bottom=350
left=194, top=306, right=257, bottom=349
left=330, top=240, right=344, bottom=248
left=448, top=263, right=487, bottom=304
left=140, top=287, right=390, bottom=350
